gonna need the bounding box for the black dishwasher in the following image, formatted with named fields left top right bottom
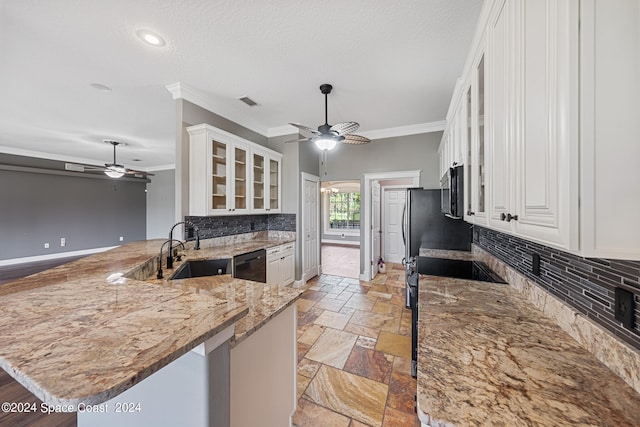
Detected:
left=233, top=249, right=267, bottom=283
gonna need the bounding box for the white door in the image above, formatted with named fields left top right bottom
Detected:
left=383, top=189, right=406, bottom=264
left=303, top=174, right=319, bottom=282
left=371, top=182, right=381, bottom=280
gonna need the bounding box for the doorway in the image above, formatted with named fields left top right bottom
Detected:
left=319, top=180, right=361, bottom=278
left=362, top=171, right=421, bottom=281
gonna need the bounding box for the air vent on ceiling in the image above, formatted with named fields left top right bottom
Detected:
left=65, top=163, right=85, bottom=172
left=237, top=96, right=259, bottom=107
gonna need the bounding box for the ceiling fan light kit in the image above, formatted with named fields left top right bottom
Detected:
left=287, top=83, right=370, bottom=151
left=315, top=137, right=337, bottom=151
left=104, top=165, right=126, bottom=178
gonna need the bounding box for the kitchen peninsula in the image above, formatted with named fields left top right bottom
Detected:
left=0, top=234, right=301, bottom=427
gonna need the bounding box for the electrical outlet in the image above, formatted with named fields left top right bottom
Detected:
left=60, top=237, right=66, bottom=247
left=341, top=233, right=345, bottom=238
left=532, top=253, right=540, bottom=276
left=44, top=243, right=49, bottom=249
left=119, top=236, right=124, bottom=242
left=615, top=288, right=635, bottom=329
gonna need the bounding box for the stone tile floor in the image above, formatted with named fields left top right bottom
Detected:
left=293, top=263, right=420, bottom=427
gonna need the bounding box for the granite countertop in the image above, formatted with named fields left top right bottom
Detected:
left=416, top=274, right=640, bottom=427
left=0, top=235, right=299, bottom=407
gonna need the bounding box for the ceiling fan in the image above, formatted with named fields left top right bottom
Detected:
left=287, top=84, right=370, bottom=150
left=65, top=140, right=153, bottom=179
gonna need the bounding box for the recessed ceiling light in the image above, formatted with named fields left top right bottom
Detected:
left=136, top=29, right=166, bottom=47
left=90, top=83, right=112, bottom=92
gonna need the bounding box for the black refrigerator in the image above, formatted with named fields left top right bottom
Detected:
left=403, top=188, right=471, bottom=262
left=402, top=188, right=471, bottom=377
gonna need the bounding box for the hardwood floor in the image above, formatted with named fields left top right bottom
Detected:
left=0, top=370, right=76, bottom=427
left=321, top=244, right=360, bottom=279
left=0, top=256, right=86, bottom=285
left=294, top=264, right=419, bottom=427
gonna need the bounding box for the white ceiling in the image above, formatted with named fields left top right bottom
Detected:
left=0, top=0, right=483, bottom=170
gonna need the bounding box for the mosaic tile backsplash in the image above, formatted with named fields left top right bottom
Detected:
left=185, top=214, right=296, bottom=239
left=473, top=226, right=640, bottom=351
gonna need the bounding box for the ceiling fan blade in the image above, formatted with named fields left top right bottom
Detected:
left=79, top=165, right=106, bottom=171
left=289, top=123, right=320, bottom=136
left=330, top=121, right=360, bottom=136
left=343, top=134, right=371, bottom=145
left=284, top=137, right=312, bottom=144
left=124, top=169, right=154, bottom=177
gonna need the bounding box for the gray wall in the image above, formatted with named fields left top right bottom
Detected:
left=146, top=169, right=176, bottom=239
left=268, top=135, right=320, bottom=280
left=268, top=134, right=299, bottom=214
left=320, top=132, right=442, bottom=189
left=0, top=156, right=146, bottom=261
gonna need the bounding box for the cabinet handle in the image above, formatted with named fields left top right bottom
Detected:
left=501, top=213, right=519, bottom=222
left=467, top=211, right=475, bottom=216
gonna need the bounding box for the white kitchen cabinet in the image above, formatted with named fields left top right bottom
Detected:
left=445, top=0, right=638, bottom=259
left=580, top=0, right=640, bottom=259
left=266, top=243, right=294, bottom=286
left=486, top=0, right=518, bottom=234
left=251, top=150, right=281, bottom=213
left=485, top=0, right=579, bottom=249
left=510, top=0, right=579, bottom=250
left=464, top=49, right=488, bottom=225
left=187, top=123, right=282, bottom=216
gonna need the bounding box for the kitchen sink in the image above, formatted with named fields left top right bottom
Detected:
left=168, top=259, right=232, bottom=280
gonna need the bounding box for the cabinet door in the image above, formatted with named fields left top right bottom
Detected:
left=252, top=152, right=266, bottom=212
left=266, top=246, right=281, bottom=285
left=463, top=85, right=474, bottom=221
left=487, top=0, right=514, bottom=232
left=471, top=52, right=488, bottom=223
left=267, top=156, right=281, bottom=212
left=231, top=144, right=250, bottom=214
left=267, top=256, right=280, bottom=285
left=514, top=0, right=578, bottom=250
left=281, top=251, right=295, bottom=286
left=211, top=139, right=231, bottom=213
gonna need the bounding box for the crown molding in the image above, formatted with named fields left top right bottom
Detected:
left=267, top=124, right=299, bottom=138
left=0, top=145, right=106, bottom=168
left=145, top=164, right=175, bottom=172
left=358, top=121, right=446, bottom=140
left=166, top=82, right=269, bottom=137
left=0, top=145, right=160, bottom=172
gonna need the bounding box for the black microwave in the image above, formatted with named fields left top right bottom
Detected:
left=440, top=165, right=464, bottom=219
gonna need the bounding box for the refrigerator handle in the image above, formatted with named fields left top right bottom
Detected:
left=401, top=202, right=406, bottom=246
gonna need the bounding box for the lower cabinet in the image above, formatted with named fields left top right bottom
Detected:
left=266, top=243, right=295, bottom=286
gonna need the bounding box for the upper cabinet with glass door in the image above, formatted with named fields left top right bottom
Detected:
left=187, top=124, right=282, bottom=216
left=251, top=149, right=281, bottom=213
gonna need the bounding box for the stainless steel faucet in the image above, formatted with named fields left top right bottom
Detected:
left=167, top=221, right=200, bottom=269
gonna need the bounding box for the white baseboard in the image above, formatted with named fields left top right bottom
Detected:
left=359, top=273, right=370, bottom=282
left=0, top=246, right=118, bottom=267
